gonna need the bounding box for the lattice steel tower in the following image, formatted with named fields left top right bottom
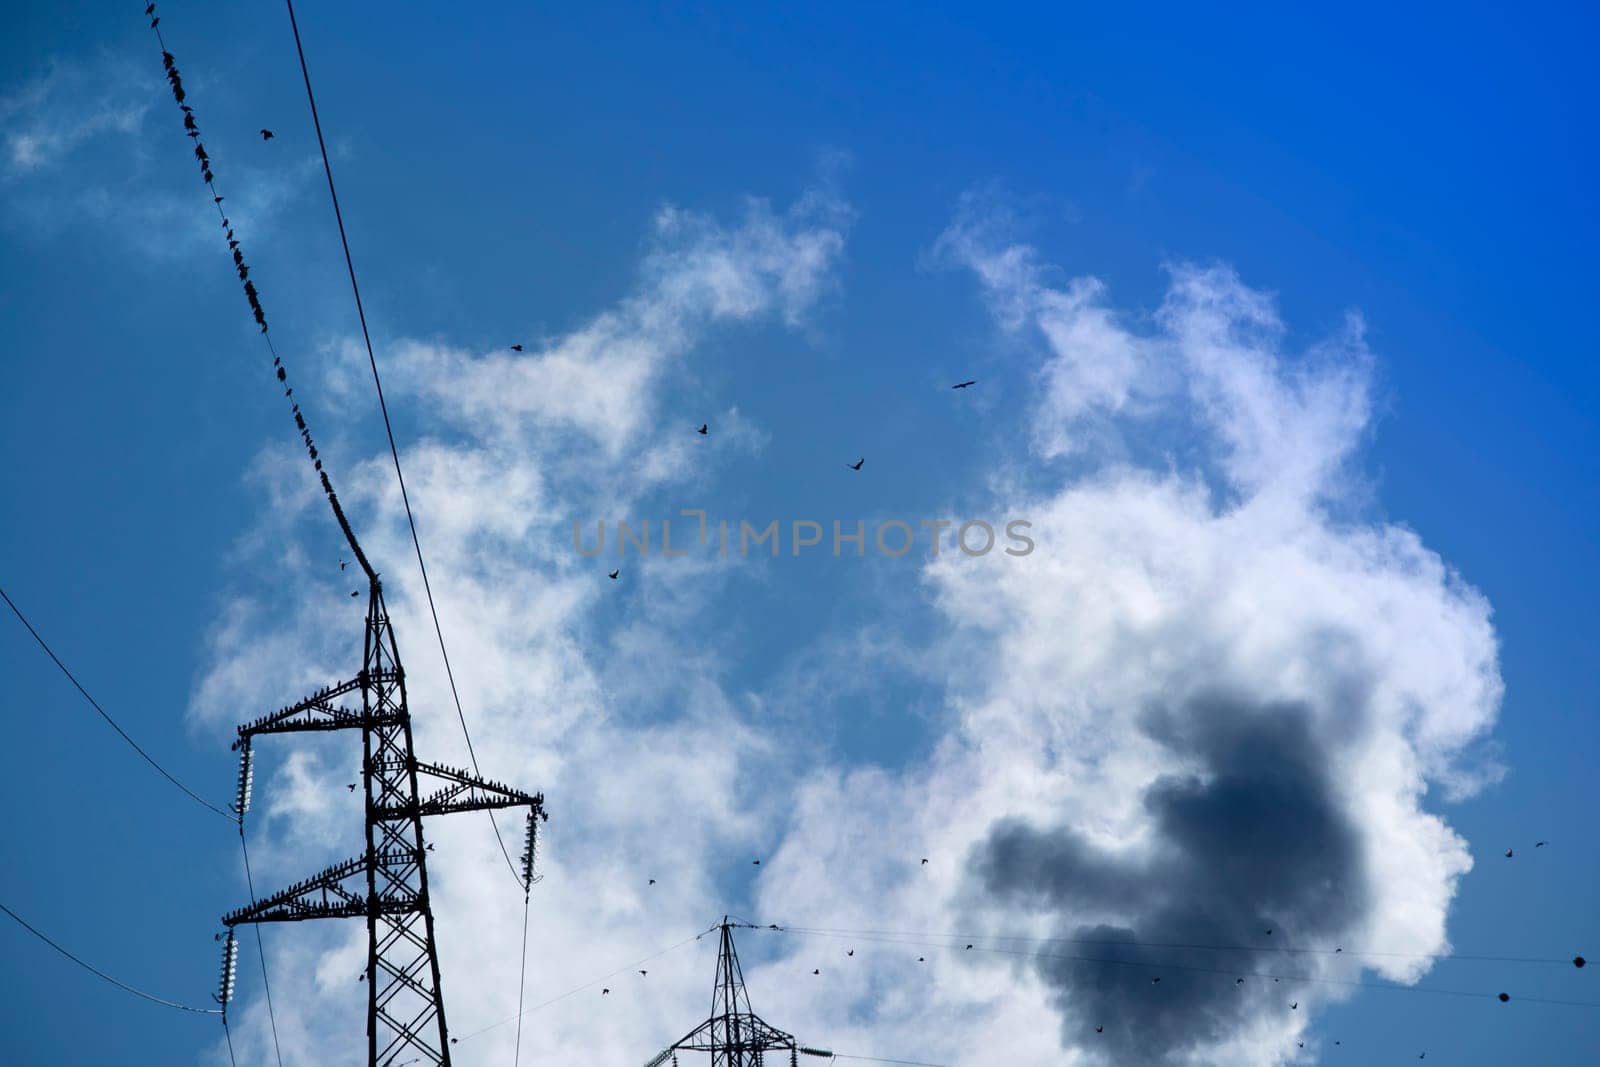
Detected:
left=223, top=578, right=546, bottom=1066
left=644, top=919, right=833, bottom=1067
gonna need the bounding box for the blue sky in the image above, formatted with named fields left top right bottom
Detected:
left=1, top=2, right=1595, bottom=1064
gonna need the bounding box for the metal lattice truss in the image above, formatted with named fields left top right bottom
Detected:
left=223, top=582, right=545, bottom=1067
left=647, top=921, right=833, bottom=1067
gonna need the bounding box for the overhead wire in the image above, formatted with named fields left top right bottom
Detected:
left=452, top=923, right=722, bottom=1044
left=0, top=900, right=221, bottom=1015
left=754, top=925, right=1600, bottom=1009
left=771, top=923, right=1582, bottom=967
left=280, top=0, right=522, bottom=889
left=0, top=583, right=232, bottom=821
left=144, top=8, right=307, bottom=1062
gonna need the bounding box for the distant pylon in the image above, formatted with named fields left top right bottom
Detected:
left=222, top=578, right=547, bottom=1066
left=643, top=918, right=833, bottom=1067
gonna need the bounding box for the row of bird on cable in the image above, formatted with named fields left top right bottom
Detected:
left=151, top=2, right=361, bottom=568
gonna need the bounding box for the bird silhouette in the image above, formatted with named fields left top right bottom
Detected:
left=648, top=878, right=656, bottom=885
left=1290, top=1002, right=1298, bottom=1010
left=1265, top=928, right=1272, bottom=936
left=847, top=950, right=854, bottom=956
left=146, top=3, right=155, bottom=14
left=608, top=570, right=619, bottom=580
left=1151, top=977, right=1161, bottom=984
left=965, top=944, right=973, bottom=950
left=848, top=457, right=864, bottom=471
left=1575, top=956, right=1587, bottom=968
left=952, top=380, right=977, bottom=390
left=510, top=344, right=524, bottom=351
left=1505, top=848, right=1514, bottom=858
left=213, top=195, right=224, bottom=204
left=340, top=559, right=348, bottom=571
left=601, top=988, right=610, bottom=995
left=425, top=843, right=434, bottom=853
left=1499, top=992, right=1510, bottom=1002
left=260, top=129, right=274, bottom=140
left=638, top=970, right=647, bottom=977
left=917, top=957, right=925, bottom=963
left=921, top=858, right=929, bottom=865
left=697, top=424, right=708, bottom=435
left=752, top=859, right=761, bottom=865
left=350, top=591, right=359, bottom=598
left=1095, top=1026, right=1103, bottom=1034
left=1236, top=978, right=1244, bottom=984
left=347, top=783, right=357, bottom=792
left=812, top=968, right=821, bottom=975
left=1536, top=840, right=1548, bottom=847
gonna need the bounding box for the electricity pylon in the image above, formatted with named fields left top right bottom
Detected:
left=222, top=578, right=546, bottom=1066
left=644, top=919, right=833, bottom=1067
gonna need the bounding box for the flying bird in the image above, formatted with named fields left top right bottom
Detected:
left=648, top=879, right=656, bottom=885
left=848, top=457, right=864, bottom=471
left=752, top=859, right=761, bottom=865
left=347, top=783, right=357, bottom=792
left=1290, top=1002, right=1298, bottom=1010
left=951, top=380, right=977, bottom=390
left=1236, top=978, right=1244, bottom=985
left=812, top=968, right=820, bottom=975
left=1095, top=1026, right=1103, bottom=1034
left=920, top=858, right=929, bottom=865
left=917, top=957, right=925, bottom=963
left=638, top=970, right=647, bottom=977
left=1536, top=840, right=1548, bottom=847
left=340, top=559, right=348, bottom=571
left=1151, top=977, right=1161, bottom=984
left=847, top=950, right=854, bottom=956
left=1498, top=992, right=1510, bottom=1002
left=1574, top=956, right=1587, bottom=969
left=1505, top=848, right=1514, bottom=858
left=601, top=988, right=610, bottom=995
left=965, top=944, right=973, bottom=950
left=260, top=129, right=274, bottom=140
left=697, top=424, right=708, bottom=435
left=608, top=570, right=620, bottom=580
left=350, top=590, right=360, bottom=597
left=1265, top=929, right=1273, bottom=936
left=510, top=344, right=523, bottom=351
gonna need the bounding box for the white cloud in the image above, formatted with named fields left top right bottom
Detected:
left=747, top=218, right=1502, bottom=1065
left=191, top=186, right=848, bottom=1065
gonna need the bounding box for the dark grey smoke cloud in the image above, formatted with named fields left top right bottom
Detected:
left=972, top=691, right=1369, bottom=1063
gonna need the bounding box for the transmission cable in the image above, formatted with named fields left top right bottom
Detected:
left=1, top=583, right=232, bottom=821
left=281, top=0, right=521, bottom=888
left=452, top=923, right=722, bottom=1044
left=772, top=922, right=1582, bottom=967
left=238, top=825, right=285, bottom=1067
left=0, top=900, right=221, bottom=1015
left=755, top=925, right=1600, bottom=1009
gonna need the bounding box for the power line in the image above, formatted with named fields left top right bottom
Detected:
left=0, top=583, right=232, bottom=821
left=771, top=923, right=1580, bottom=967
left=757, top=926, right=1600, bottom=1009
left=281, top=0, right=521, bottom=888
left=0, top=900, right=221, bottom=1015
left=452, top=923, right=721, bottom=1044
left=238, top=825, right=285, bottom=1067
